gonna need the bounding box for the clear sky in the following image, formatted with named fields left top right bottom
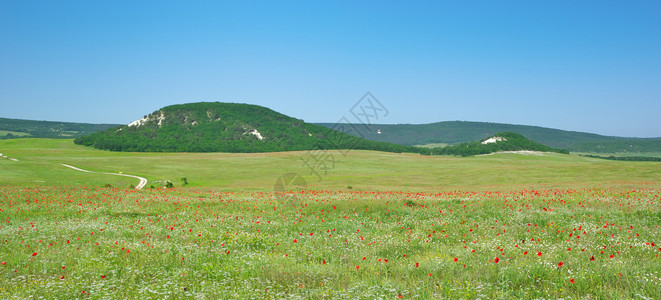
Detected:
left=1, top=1, right=659, bottom=137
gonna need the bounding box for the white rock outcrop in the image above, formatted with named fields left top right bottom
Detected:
left=481, top=136, right=506, bottom=144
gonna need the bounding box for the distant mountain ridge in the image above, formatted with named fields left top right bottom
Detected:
left=316, top=121, right=661, bottom=153
left=0, top=117, right=120, bottom=139
left=74, top=102, right=418, bottom=153
left=5, top=110, right=659, bottom=154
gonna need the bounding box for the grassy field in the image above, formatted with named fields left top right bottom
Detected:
left=1, top=139, right=659, bottom=192
left=1, top=138, right=660, bottom=298
left=573, top=152, right=661, bottom=158
left=0, top=130, right=30, bottom=137
left=0, top=186, right=659, bottom=298
left=415, top=143, right=451, bottom=148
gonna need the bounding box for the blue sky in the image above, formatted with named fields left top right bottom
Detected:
left=1, top=1, right=659, bottom=137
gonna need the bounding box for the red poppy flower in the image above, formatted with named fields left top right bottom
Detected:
left=570, top=278, right=575, bottom=283
left=537, top=252, right=542, bottom=257
left=494, top=257, right=500, bottom=263
left=558, top=261, right=563, bottom=267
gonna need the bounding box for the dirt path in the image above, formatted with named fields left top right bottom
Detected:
left=1, top=152, right=19, bottom=161
left=60, top=164, right=148, bottom=190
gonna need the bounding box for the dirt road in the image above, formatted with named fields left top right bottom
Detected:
left=60, top=164, right=147, bottom=189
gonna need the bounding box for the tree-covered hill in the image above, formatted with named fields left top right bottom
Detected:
left=0, top=117, right=119, bottom=139
left=8, top=106, right=658, bottom=155
left=316, top=121, right=660, bottom=154
left=432, top=132, right=569, bottom=157
left=74, top=102, right=419, bottom=153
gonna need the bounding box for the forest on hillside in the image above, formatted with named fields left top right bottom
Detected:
left=317, top=121, right=660, bottom=154
left=424, top=132, right=569, bottom=157
left=0, top=117, right=119, bottom=139
left=74, top=102, right=419, bottom=154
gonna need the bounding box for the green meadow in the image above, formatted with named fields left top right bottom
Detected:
left=1, top=186, right=660, bottom=298
left=1, top=138, right=659, bottom=192
left=1, top=138, right=660, bottom=298
left=0, top=130, right=30, bottom=137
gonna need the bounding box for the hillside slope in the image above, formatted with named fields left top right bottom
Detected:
left=434, top=132, right=569, bottom=156
left=0, top=117, right=119, bottom=139
left=316, top=121, right=661, bottom=153
left=74, top=102, right=418, bottom=153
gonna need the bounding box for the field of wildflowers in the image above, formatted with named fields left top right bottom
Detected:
left=1, top=186, right=659, bottom=298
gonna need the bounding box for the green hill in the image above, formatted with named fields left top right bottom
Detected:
left=316, top=121, right=661, bottom=154
left=0, top=117, right=119, bottom=139
left=7, top=109, right=658, bottom=154
left=433, top=132, right=569, bottom=156
left=74, top=102, right=419, bottom=153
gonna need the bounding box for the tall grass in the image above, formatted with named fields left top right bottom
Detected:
left=1, top=186, right=659, bottom=298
